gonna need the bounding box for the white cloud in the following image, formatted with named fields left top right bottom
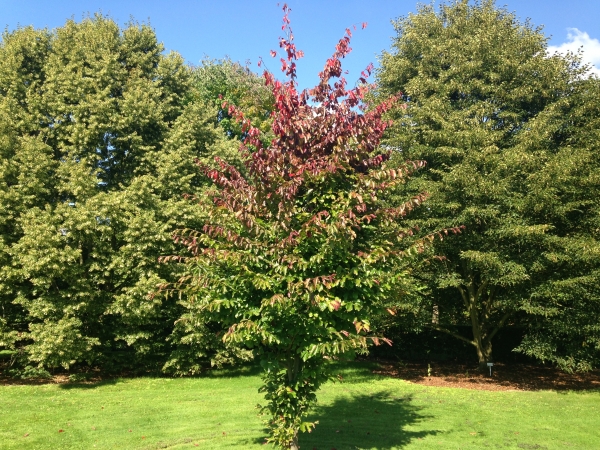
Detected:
left=548, top=28, right=600, bottom=78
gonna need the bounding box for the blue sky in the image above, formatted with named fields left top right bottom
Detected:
left=1, top=1, right=599, bottom=88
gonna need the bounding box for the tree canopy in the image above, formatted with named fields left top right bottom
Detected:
left=192, top=57, right=275, bottom=145
left=375, top=0, right=599, bottom=370
left=0, top=0, right=598, bottom=399
left=165, top=6, right=447, bottom=448
left=0, top=14, right=238, bottom=373
left=512, top=77, right=600, bottom=371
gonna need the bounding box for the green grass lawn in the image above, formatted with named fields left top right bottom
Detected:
left=1, top=362, right=598, bottom=449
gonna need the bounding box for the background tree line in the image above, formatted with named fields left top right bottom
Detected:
left=0, top=15, right=270, bottom=376
left=0, top=0, right=599, bottom=378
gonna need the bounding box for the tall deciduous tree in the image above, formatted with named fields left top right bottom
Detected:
left=376, top=0, right=589, bottom=369
left=512, top=77, right=600, bottom=371
left=0, top=15, right=234, bottom=372
left=192, top=57, right=275, bottom=144
left=166, top=6, right=447, bottom=448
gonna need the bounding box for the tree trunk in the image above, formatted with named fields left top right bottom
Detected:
left=287, top=357, right=300, bottom=384
left=435, top=278, right=509, bottom=371
left=460, top=277, right=495, bottom=370
left=432, top=304, right=439, bottom=324
left=287, top=356, right=301, bottom=450
left=475, top=338, right=493, bottom=371
left=469, top=298, right=492, bottom=370
left=290, top=436, right=299, bottom=450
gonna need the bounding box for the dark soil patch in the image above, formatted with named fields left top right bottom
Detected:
left=371, top=360, right=600, bottom=391
left=0, top=373, right=96, bottom=386
left=3, top=360, right=600, bottom=392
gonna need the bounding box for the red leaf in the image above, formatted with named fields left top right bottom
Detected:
left=270, top=50, right=277, bottom=57
left=362, top=22, right=368, bottom=29
left=58, top=429, right=64, bottom=433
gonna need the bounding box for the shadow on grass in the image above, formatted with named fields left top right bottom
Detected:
left=301, top=390, right=437, bottom=449
left=326, top=360, right=391, bottom=385
left=202, top=363, right=263, bottom=378
left=58, top=378, right=119, bottom=390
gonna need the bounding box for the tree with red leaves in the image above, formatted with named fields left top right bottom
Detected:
left=163, top=5, right=457, bottom=448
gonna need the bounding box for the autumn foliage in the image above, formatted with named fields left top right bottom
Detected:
left=165, top=5, right=452, bottom=448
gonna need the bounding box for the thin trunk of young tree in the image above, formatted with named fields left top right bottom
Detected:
left=290, top=437, right=300, bottom=450
left=287, top=356, right=301, bottom=450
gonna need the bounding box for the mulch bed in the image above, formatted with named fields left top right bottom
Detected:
left=371, top=360, right=600, bottom=391
left=2, top=361, right=600, bottom=391
left=0, top=373, right=86, bottom=386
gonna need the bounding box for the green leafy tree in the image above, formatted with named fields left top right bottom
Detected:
left=512, top=77, right=600, bottom=371
left=192, top=57, right=275, bottom=146
left=376, top=0, right=588, bottom=369
left=165, top=7, right=446, bottom=448
left=0, top=15, right=236, bottom=372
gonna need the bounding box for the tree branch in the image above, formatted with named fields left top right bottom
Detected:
left=476, top=279, right=489, bottom=302
left=457, top=285, right=469, bottom=309
left=481, top=284, right=496, bottom=320
left=484, top=311, right=512, bottom=345
left=428, top=324, right=475, bottom=346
